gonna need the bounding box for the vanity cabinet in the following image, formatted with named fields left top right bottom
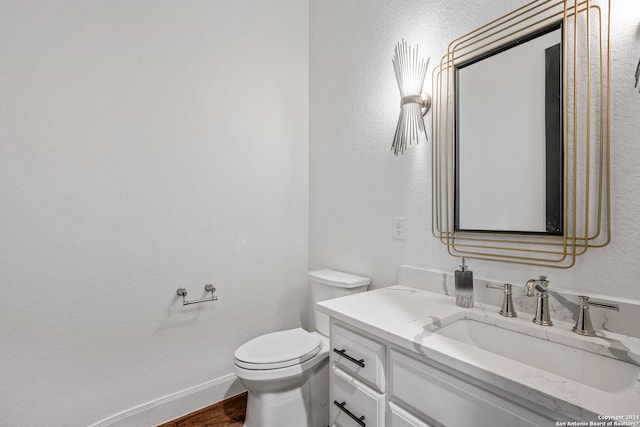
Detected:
left=332, top=323, right=386, bottom=393
left=388, top=402, right=432, bottom=427
left=329, top=320, right=558, bottom=427
left=330, top=323, right=386, bottom=426
left=389, top=350, right=555, bottom=427
left=332, top=366, right=385, bottom=427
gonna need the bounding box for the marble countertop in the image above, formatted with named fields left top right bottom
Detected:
left=317, top=285, right=640, bottom=421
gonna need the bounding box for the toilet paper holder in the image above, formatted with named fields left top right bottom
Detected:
left=176, top=284, right=218, bottom=306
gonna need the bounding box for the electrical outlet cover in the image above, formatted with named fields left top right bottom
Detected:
left=393, top=217, right=405, bottom=240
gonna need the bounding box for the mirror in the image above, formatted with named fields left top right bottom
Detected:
left=455, top=24, right=563, bottom=234
left=431, top=0, right=611, bottom=267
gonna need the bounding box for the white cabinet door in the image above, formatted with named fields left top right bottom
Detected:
left=332, top=366, right=385, bottom=427
left=332, top=323, right=386, bottom=393
left=389, top=402, right=433, bottom=427
left=390, top=350, right=556, bottom=427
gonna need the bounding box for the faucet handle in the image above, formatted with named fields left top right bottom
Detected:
left=583, top=296, right=619, bottom=311
left=572, top=295, right=619, bottom=336
left=485, top=283, right=517, bottom=318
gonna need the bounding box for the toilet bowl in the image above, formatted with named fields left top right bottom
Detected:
left=233, top=269, right=370, bottom=427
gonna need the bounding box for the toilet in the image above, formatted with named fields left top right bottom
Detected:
left=234, top=269, right=370, bottom=427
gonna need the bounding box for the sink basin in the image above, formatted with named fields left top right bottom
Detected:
left=434, top=315, right=640, bottom=393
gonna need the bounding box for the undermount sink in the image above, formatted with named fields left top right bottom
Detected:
left=434, top=315, right=640, bottom=393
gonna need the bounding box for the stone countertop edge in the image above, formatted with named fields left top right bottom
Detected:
left=316, top=285, right=640, bottom=421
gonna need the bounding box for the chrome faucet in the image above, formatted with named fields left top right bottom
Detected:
left=572, top=295, right=619, bottom=336
left=524, top=276, right=553, bottom=326
left=486, top=283, right=517, bottom=317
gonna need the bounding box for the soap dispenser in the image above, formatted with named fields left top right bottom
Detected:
left=455, top=257, right=474, bottom=308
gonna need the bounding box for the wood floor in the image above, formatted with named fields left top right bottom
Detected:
left=157, top=392, right=247, bottom=427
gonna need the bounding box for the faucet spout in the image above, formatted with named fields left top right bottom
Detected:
left=524, top=276, right=552, bottom=326
left=524, top=276, right=548, bottom=296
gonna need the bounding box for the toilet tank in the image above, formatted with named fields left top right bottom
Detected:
left=309, top=269, right=370, bottom=336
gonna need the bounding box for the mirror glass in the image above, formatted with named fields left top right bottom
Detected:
left=455, top=24, right=563, bottom=234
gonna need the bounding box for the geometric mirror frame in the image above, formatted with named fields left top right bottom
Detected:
left=432, top=0, right=611, bottom=268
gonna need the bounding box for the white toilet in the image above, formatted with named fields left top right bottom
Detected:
left=234, top=269, right=370, bottom=427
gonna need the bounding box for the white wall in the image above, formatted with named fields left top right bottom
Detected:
left=0, top=1, right=308, bottom=426
left=3, top=0, right=640, bottom=424
left=310, top=0, right=640, bottom=301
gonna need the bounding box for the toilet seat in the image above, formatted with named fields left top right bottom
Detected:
left=234, top=328, right=322, bottom=370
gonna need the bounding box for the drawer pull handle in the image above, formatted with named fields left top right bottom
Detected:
left=333, top=400, right=366, bottom=426
left=333, top=348, right=365, bottom=368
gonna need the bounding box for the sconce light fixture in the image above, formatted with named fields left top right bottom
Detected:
left=635, top=56, right=640, bottom=92
left=392, top=40, right=431, bottom=156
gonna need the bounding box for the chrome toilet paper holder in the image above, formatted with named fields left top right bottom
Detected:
left=176, top=284, right=218, bottom=306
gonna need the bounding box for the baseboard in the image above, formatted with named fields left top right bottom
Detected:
left=89, top=373, right=246, bottom=427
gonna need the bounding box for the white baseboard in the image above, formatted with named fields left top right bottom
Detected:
left=89, top=373, right=245, bottom=427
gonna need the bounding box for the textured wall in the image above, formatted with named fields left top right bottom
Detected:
left=310, top=0, right=640, bottom=300
left=0, top=1, right=308, bottom=425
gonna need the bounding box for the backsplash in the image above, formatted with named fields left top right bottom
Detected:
left=397, top=265, right=640, bottom=339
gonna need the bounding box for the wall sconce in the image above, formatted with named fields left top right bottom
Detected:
left=392, top=40, right=431, bottom=156
left=635, top=56, right=640, bottom=92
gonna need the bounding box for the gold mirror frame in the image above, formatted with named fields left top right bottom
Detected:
left=432, top=0, right=611, bottom=268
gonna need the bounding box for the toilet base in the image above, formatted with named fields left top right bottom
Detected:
left=241, top=357, right=329, bottom=427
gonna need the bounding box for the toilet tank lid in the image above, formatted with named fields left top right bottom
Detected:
left=308, top=269, right=370, bottom=288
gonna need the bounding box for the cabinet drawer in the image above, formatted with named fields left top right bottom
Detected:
left=331, top=324, right=385, bottom=392
left=390, top=350, right=555, bottom=427
left=389, top=402, right=433, bottom=427
left=332, top=366, right=384, bottom=427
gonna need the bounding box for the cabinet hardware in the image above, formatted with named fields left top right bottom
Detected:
left=333, top=400, right=366, bottom=426
left=333, top=348, right=365, bottom=368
